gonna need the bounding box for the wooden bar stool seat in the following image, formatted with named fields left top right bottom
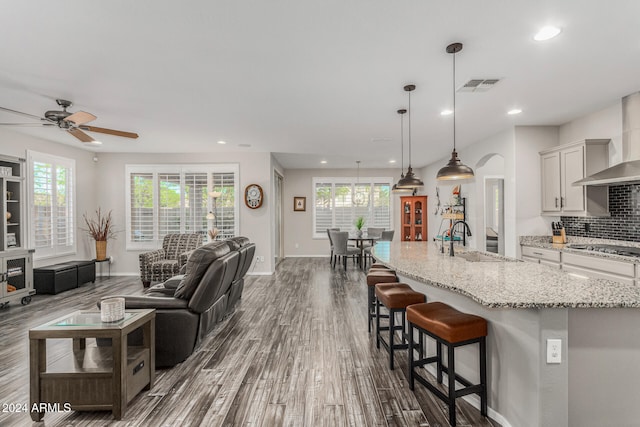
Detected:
left=374, top=283, right=425, bottom=370
left=407, top=302, right=488, bottom=427
left=365, top=270, right=398, bottom=333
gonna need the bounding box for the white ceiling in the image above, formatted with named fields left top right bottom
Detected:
left=1, top=1, right=639, bottom=169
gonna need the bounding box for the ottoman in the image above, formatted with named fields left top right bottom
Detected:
left=34, top=263, right=78, bottom=294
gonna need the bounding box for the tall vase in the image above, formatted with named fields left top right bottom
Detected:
left=95, top=240, right=107, bottom=261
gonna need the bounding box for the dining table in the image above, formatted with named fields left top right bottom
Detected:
left=348, top=233, right=380, bottom=269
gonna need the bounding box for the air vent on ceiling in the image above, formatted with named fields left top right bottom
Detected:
left=458, top=78, right=501, bottom=92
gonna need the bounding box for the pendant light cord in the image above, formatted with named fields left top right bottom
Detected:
left=400, top=112, right=404, bottom=171
left=452, top=49, right=456, bottom=152
left=408, top=90, right=412, bottom=166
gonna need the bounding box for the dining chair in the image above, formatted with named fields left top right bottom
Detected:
left=364, top=230, right=394, bottom=268
left=326, top=228, right=340, bottom=265
left=330, top=230, right=360, bottom=269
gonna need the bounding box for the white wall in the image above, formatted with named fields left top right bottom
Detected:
left=513, top=126, right=559, bottom=250
left=95, top=151, right=274, bottom=276
left=559, top=100, right=622, bottom=164
left=418, top=129, right=517, bottom=255
left=0, top=128, right=99, bottom=267
left=282, top=167, right=400, bottom=257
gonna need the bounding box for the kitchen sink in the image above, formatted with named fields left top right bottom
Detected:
left=456, top=251, right=502, bottom=262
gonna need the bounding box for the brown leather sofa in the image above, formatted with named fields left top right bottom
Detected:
left=99, top=236, right=255, bottom=367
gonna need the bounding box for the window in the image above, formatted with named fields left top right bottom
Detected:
left=126, top=164, right=239, bottom=249
left=312, top=177, right=393, bottom=238
left=27, top=151, right=76, bottom=258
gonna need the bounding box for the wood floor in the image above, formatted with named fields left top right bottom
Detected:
left=0, top=258, right=499, bottom=427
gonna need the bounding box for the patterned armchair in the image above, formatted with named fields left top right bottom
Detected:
left=139, top=233, right=203, bottom=287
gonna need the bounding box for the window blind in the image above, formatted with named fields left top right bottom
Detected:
left=126, top=164, right=239, bottom=249
left=28, top=151, right=76, bottom=258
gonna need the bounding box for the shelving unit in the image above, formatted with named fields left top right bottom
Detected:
left=435, top=197, right=467, bottom=246
left=400, top=196, right=428, bottom=242
left=0, top=154, right=34, bottom=308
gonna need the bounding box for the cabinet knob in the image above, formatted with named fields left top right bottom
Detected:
left=555, top=197, right=559, bottom=208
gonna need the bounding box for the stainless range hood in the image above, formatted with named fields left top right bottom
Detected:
left=574, top=92, right=640, bottom=186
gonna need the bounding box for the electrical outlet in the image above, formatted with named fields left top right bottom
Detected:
left=295, top=243, right=299, bottom=248
left=256, top=256, right=264, bottom=263
left=547, top=338, right=562, bottom=364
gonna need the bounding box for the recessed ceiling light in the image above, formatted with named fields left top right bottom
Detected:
left=507, top=109, right=522, bottom=115
left=440, top=109, right=453, bottom=116
left=320, top=160, right=327, bottom=164
left=389, top=159, right=396, bottom=164
left=217, top=140, right=227, bottom=145
left=534, top=26, right=561, bottom=41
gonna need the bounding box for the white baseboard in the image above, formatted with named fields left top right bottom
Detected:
left=246, top=272, right=273, bottom=276
left=284, top=254, right=326, bottom=258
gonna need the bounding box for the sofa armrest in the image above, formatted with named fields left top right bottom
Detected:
left=98, top=295, right=189, bottom=310
left=139, top=249, right=166, bottom=281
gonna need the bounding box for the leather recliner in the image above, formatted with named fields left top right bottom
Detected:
left=100, top=237, right=254, bottom=367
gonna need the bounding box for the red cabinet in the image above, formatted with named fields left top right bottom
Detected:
left=401, top=196, right=427, bottom=242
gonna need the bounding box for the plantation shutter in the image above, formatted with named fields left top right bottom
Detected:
left=371, top=183, right=391, bottom=229
left=28, top=151, right=76, bottom=258
left=158, top=173, right=181, bottom=236
left=32, top=161, right=53, bottom=249
left=314, top=182, right=332, bottom=235
left=353, top=183, right=371, bottom=227
left=212, top=172, right=235, bottom=239
left=184, top=172, right=208, bottom=234
left=55, top=164, right=74, bottom=248
left=130, top=172, right=154, bottom=243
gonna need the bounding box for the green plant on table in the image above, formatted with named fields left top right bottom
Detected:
left=355, top=216, right=366, bottom=230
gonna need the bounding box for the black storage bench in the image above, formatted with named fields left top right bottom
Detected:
left=68, top=260, right=96, bottom=285
left=34, top=263, right=78, bottom=295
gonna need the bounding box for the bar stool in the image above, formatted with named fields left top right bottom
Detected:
left=375, top=282, right=425, bottom=370
left=366, top=270, right=398, bottom=333
left=406, top=302, right=488, bottom=427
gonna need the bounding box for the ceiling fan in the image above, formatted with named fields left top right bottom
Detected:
left=0, top=99, right=138, bottom=144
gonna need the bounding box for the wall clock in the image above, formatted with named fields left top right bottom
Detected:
left=244, top=184, right=263, bottom=209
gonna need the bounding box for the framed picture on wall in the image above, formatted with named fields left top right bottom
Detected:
left=294, top=196, right=306, bottom=212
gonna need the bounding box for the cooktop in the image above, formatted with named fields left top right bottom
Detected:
left=567, top=244, right=640, bottom=258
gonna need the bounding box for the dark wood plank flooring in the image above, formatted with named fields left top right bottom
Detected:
left=0, top=258, right=499, bottom=426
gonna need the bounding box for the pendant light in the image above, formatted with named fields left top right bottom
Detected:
left=437, top=43, right=475, bottom=181
left=392, top=109, right=412, bottom=193
left=396, top=84, right=424, bottom=188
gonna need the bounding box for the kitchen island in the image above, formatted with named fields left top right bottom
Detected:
left=371, top=241, right=640, bottom=427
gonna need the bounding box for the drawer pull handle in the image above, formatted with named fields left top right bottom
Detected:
left=533, top=252, right=544, bottom=256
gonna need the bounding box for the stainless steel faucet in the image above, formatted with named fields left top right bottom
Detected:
left=449, top=220, right=472, bottom=256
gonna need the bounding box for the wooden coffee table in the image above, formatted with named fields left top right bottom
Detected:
left=29, top=309, right=155, bottom=421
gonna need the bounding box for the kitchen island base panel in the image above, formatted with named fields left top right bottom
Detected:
left=401, top=275, right=568, bottom=427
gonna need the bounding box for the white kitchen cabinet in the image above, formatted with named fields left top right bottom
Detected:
left=539, top=139, right=609, bottom=216
left=521, top=246, right=561, bottom=268
left=562, top=252, right=635, bottom=286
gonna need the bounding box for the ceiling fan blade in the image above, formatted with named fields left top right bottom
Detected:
left=0, top=106, right=45, bottom=121
left=80, top=125, right=139, bottom=139
left=68, top=128, right=95, bottom=143
left=0, top=123, right=55, bottom=126
left=64, top=111, right=97, bottom=126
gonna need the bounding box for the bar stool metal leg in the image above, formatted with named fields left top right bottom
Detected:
left=389, top=309, right=395, bottom=370
left=408, top=322, right=415, bottom=390
left=375, top=295, right=381, bottom=349
left=448, top=344, right=457, bottom=426
left=480, top=336, right=488, bottom=416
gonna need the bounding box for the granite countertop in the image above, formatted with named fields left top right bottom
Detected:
left=371, top=241, right=640, bottom=309
left=520, top=235, right=640, bottom=263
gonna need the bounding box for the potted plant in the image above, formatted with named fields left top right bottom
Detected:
left=83, top=208, right=116, bottom=261
left=355, top=216, right=366, bottom=237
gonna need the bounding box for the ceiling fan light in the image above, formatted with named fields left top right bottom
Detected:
left=437, top=149, right=475, bottom=180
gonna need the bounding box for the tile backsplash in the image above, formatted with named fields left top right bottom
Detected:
left=562, top=184, right=640, bottom=242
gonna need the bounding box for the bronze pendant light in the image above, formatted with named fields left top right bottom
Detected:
left=396, top=84, right=424, bottom=188
left=392, top=108, right=412, bottom=192
left=437, top=43, right=475, bottom=181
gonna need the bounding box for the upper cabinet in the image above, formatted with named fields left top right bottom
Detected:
left=540, top=139, right=609, bottom=217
